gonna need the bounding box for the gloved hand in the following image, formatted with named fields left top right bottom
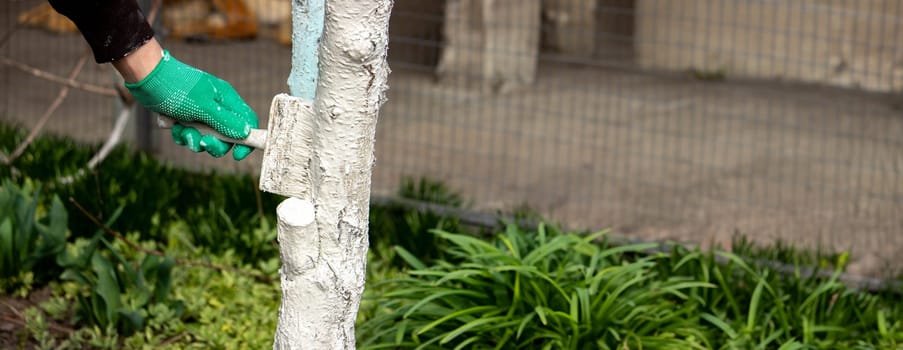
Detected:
left=125, top=50, right=258, bottom=161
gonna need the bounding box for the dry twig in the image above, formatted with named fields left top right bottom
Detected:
left=56, top=106, right=135, bottom=185
left=3, top=51, right=91, bottom=164
left=69, top=198, right=276, bottom=283
left=0, top=26, right=21, bottom=50
left=1, top=314, right=75, bottom=335
left=0, top=56, right=119, bottom=97
left=4, top=52, right=89, bottom=163
left=147, top=0, right=163, bottom=24
left=1, top=300, right=24, bottom=319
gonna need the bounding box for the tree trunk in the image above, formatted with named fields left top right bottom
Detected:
left=271, top=0, right=393, bottom=348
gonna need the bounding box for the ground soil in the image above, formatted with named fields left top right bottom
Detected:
left=0, top=287, right=70, bottom=350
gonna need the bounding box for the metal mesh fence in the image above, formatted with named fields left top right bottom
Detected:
left=2, top=0, right=902, bottom=276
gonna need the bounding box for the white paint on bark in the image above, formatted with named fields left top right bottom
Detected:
left=277, top=197, right=316, bottom=226
left=260, top=95, right=317, bottom=200
left=266, top=0, right=394, bottom=349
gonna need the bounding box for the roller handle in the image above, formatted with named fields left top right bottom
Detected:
left=156, top=116, right=268, bottom=150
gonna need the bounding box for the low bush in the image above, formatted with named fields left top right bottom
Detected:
left=0, top=122, right=282, bottom=266
left=4, top=121, right=902, bottom=349
left=359, top=224, right=903, bottom=349
left=359, top=223, right=714, bottom=349
left=656, top=246, right=902, bottom=348
left=0, top=179, right=68, bottom=296
left=57, top=234, right=182, bottom=336
left=27, top=225, right=280, bottom=349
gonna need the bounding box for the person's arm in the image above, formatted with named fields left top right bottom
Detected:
left=47, top=0, right=155, bottom=64
left=111, top=37, right=163, bottom=83
left=47, top=1, right=259, bottom=161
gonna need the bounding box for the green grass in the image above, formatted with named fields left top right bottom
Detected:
left=2, top=121, right=902, bottom=349
left=359, top=224, right=903, bottom=349
left=730, top=232, right=846, bottom=272
left=0, top=122, right=282, bottom=264
left=359, top=224, right=715, bottom=349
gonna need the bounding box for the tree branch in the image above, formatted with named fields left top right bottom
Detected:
left=3, top=52, right=91, bottom=165
left=2, top=314, right=75, bottom=335
left=0, top=56, right=119, bottom=97
left=0, top=25, right=20, bottom=50
left=147, top=0, right=163, bottom=24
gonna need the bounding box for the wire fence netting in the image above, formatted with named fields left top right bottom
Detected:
left=2, top=0, right=902, bottom=276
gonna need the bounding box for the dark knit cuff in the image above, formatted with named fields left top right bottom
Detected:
left=48, top=0, right=156, bottom=63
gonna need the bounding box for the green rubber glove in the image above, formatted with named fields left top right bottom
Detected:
left=125, top=50, right=258, bottom=161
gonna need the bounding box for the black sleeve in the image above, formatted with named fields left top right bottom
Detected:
left=47, top=0, right=155, bottom=63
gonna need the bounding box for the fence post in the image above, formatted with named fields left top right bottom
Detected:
left=270, top=0, right=393, bottom=348
left=437, top=0, right=540, bottom=92
left=543, top=0, right=597, bottom=56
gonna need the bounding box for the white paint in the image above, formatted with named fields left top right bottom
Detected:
left=277, top=198, right=315, bottom=227
left=260, top=95, right=316, bottom=200
left=266, top=0, right=394, bottom=349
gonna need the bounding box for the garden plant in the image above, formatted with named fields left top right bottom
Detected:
left=0, top=122, right=901, bottom=349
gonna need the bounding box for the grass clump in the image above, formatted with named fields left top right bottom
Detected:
left=360, top=224, right=903, bottom=349
left=360, top=223, right=714, bottom=349
left=730, top=233, right=845, bottom=271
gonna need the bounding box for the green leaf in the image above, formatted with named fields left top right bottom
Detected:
left=415, top=305, right=498, bottom=336
left=153, top=256, right=175, bottom=303
left=0, top=219, right=14, bottom=277
left=761, top=326, right=787, bottom=349
left=501, top=227, right=520, bottom=258
left=516, top=312, right=536, bottom=339
left=535, top=306, right=549, bottom=325
left=41, top=196, right=68, bottom=253
left=403, top=289, right=486, bottom=319
left=746, top=277, right=766, bottom=333
left=522, top=236, right=576, bottom=266
left=138, top=254, right=160, bottom=291
left=878, top=310, right=888, bottom=337
left=92, top=253, right=122, bottom=326
left=701, top=313, right=738, bottom=339
left=16, top=188, right=39, bottom=254
left=453, top=335, right=482, bottom=350
left=394, top=246, right=427, bottom=270
left=436, top=269, right=491, bottom=285
left=435, top=231, right=501, bottom=256
left=117, top=309, right=145, bottom=333
left=440, top=315, right=507, bottom=344
left=90, top=290, right=108, bottom=328
left=395, top=319, right=408, bottom=344
left=775, top=339, right=803, bottom=350
left=569, top=291, right=579, bottom=323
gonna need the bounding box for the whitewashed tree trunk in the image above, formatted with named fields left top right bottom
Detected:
left=271, top=0, right=393, bottom=348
